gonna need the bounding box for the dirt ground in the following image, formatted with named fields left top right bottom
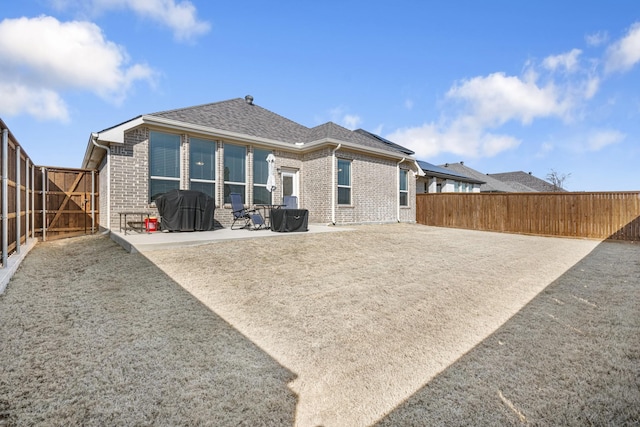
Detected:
left=0, top=223, right=638, bottom=426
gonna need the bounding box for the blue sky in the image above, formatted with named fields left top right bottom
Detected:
left=1, top=1, right=639, bottom=191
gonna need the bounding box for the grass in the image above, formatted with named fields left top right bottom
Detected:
left=0, top=224, right=638, bottom=426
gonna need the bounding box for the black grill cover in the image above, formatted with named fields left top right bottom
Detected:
left=155, top=189, right=215, bottom=231
left=270, top=209, right=308, bottom=232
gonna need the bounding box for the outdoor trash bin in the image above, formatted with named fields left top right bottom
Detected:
left=270, top=209, right=308, bottom=232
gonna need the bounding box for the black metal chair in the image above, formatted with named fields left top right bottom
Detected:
left=230, top=193, right=265, bottom=230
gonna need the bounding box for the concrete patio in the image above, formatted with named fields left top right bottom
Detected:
left=110, top=223, right=351, bottom=253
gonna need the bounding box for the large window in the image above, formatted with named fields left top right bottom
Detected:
left=337, top=159, right=351, bottom=205
left=190, top=138, right=216, bottom=198
left=399, top=169, right=408, bottom=206
left=253, top=148, right=272, bottom=205
left=149, top=131, right=180, bottom=201
left=224, top=143, right=246, bottom=203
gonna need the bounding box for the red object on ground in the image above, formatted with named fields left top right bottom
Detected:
left=144, top=217, right=158, bottom=232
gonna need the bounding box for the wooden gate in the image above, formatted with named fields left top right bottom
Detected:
left=33, top=167, right=99, bottom=241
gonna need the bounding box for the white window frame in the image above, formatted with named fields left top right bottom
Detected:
left=337, top=159, right=351, bottom=205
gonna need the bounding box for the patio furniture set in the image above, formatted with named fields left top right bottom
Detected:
left=118, top=191, right=308, bottom=235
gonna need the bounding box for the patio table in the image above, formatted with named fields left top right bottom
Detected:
left=254, top=204, right=285, bottom=228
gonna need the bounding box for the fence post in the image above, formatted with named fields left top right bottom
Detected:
left=31, top=165, right=35, bottom=239
left=25, top=158, right=29, bottom=243
left=2, top=128, right=8, bottom=268
left=91, top=170, right=95, bottom=234
left=15, top=146, right=21, bottom=254
left=41, top=167, right=46, bottom=242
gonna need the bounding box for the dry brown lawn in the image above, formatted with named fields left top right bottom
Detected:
left=1, top=223, right=638, bottom=426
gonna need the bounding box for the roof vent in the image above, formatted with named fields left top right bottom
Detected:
left=245, top=95, right=254, bottom=105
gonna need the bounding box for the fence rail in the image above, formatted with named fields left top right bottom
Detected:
left=416, top=192, right=640, bottom=241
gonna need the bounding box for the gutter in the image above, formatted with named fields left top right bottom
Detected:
left=91, top=133, right=110, bottom=234
left=397, top=157, right=405, bottom=222
left=331, top=143, right=342, bottom=225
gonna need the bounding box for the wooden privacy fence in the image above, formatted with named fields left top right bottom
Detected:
left=416, top=192, right=640, bottom=241
left=33, top=167, right=99, bottom=241
left=0, top=120, right=100, bottom=269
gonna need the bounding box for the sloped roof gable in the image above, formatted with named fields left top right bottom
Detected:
left=488, top=171, right=563, bottom=192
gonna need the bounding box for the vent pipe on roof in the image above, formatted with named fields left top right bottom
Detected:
left=245, top=95, right=254, bottom=105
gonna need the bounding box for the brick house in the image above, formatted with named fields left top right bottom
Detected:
left=81, top=96, right=418, bottom=230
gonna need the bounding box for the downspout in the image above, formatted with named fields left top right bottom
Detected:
left=91, top=133, right=110, bottom=235
left=330, top=143, right=342, bottom=225
left=397, top=157, right=405, bottom=222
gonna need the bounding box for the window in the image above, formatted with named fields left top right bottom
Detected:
left=149, top=131, right=180, bottom=201
left=399, top=169, right=408, bottom=206
left=224, top=143, right=246, bottom=203
left=253, top=148, right=272, bottom=205
left=190, top=138, right=216, bottom=199
left=337, top=159, right=351, bottom=205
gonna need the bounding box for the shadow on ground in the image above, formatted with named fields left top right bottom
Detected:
left=376, top=240, right=640, bottom=426
left=0, top=235, right=297, bottom=426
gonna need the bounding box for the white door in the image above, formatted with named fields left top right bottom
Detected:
left=281, top=170, right=298, bottom=200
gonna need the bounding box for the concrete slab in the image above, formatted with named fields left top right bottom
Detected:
left=110, top=223, right=350, bottom=253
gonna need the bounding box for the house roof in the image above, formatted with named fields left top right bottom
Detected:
left=354, top=129, right=415, bottom=155
left=439, top=162, right=536, bottom=192
left=83, top=97, right=414, bottom=168
left=488, top=171, right=564, bottom=192
left=416, top=160, right=485, bottom=184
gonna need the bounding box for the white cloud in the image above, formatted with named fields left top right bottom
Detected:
left=0, top=83, right=69, bottom=122
left=0, top=16, right=155, bottom=120
left=585, top=31, right=608, bottom=47
left=446, top=72, right=570, bottom=126
left=52, top=0, right=210, bottom=41
left=543, top=49, right=582, bottom=73
left=386, top=119, right=520, bottom=160
left=585, top=129, right=625, bottom=151
left=605, top=22, right=640, bottom=73
left=328, top=106, right=362, bottom=130
left=342, top=114, right=362, bottom=130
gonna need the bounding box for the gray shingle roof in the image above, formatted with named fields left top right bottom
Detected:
left=417, top=160, right=485, bottom=184
left=488, top=171, right=564, bottom=192
left=150, top=98, right=309, bottom=144
left=439, top=162, right=536, bottom=192
left=149, top=97, right=412, bottom=156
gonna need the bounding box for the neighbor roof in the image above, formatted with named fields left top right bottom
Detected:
left=416, top=160, right=485, bottom=184
left=488, top=171, right=563, bottom=192
left=440, top=162, right=536, bottom=192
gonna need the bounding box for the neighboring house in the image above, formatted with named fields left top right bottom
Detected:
left=488, top=171, right=565, bottom=192
left=416, top=160, right=484, bottom=193
left=440, top=162, right=537, bottom=193
left=81, top=96, right=418, bottom=230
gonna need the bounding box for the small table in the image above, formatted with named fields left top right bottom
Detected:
left=119, top=211, right=152, bottom=235
left=254, top=204, right=285, bottom=228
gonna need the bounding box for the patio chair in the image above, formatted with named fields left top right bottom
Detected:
left=283, top=195, right=298, bottom=209
left=230, top=192, right=266, bottom=230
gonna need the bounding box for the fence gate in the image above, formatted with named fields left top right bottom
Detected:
left=33, top=167, right=99, bottom=241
